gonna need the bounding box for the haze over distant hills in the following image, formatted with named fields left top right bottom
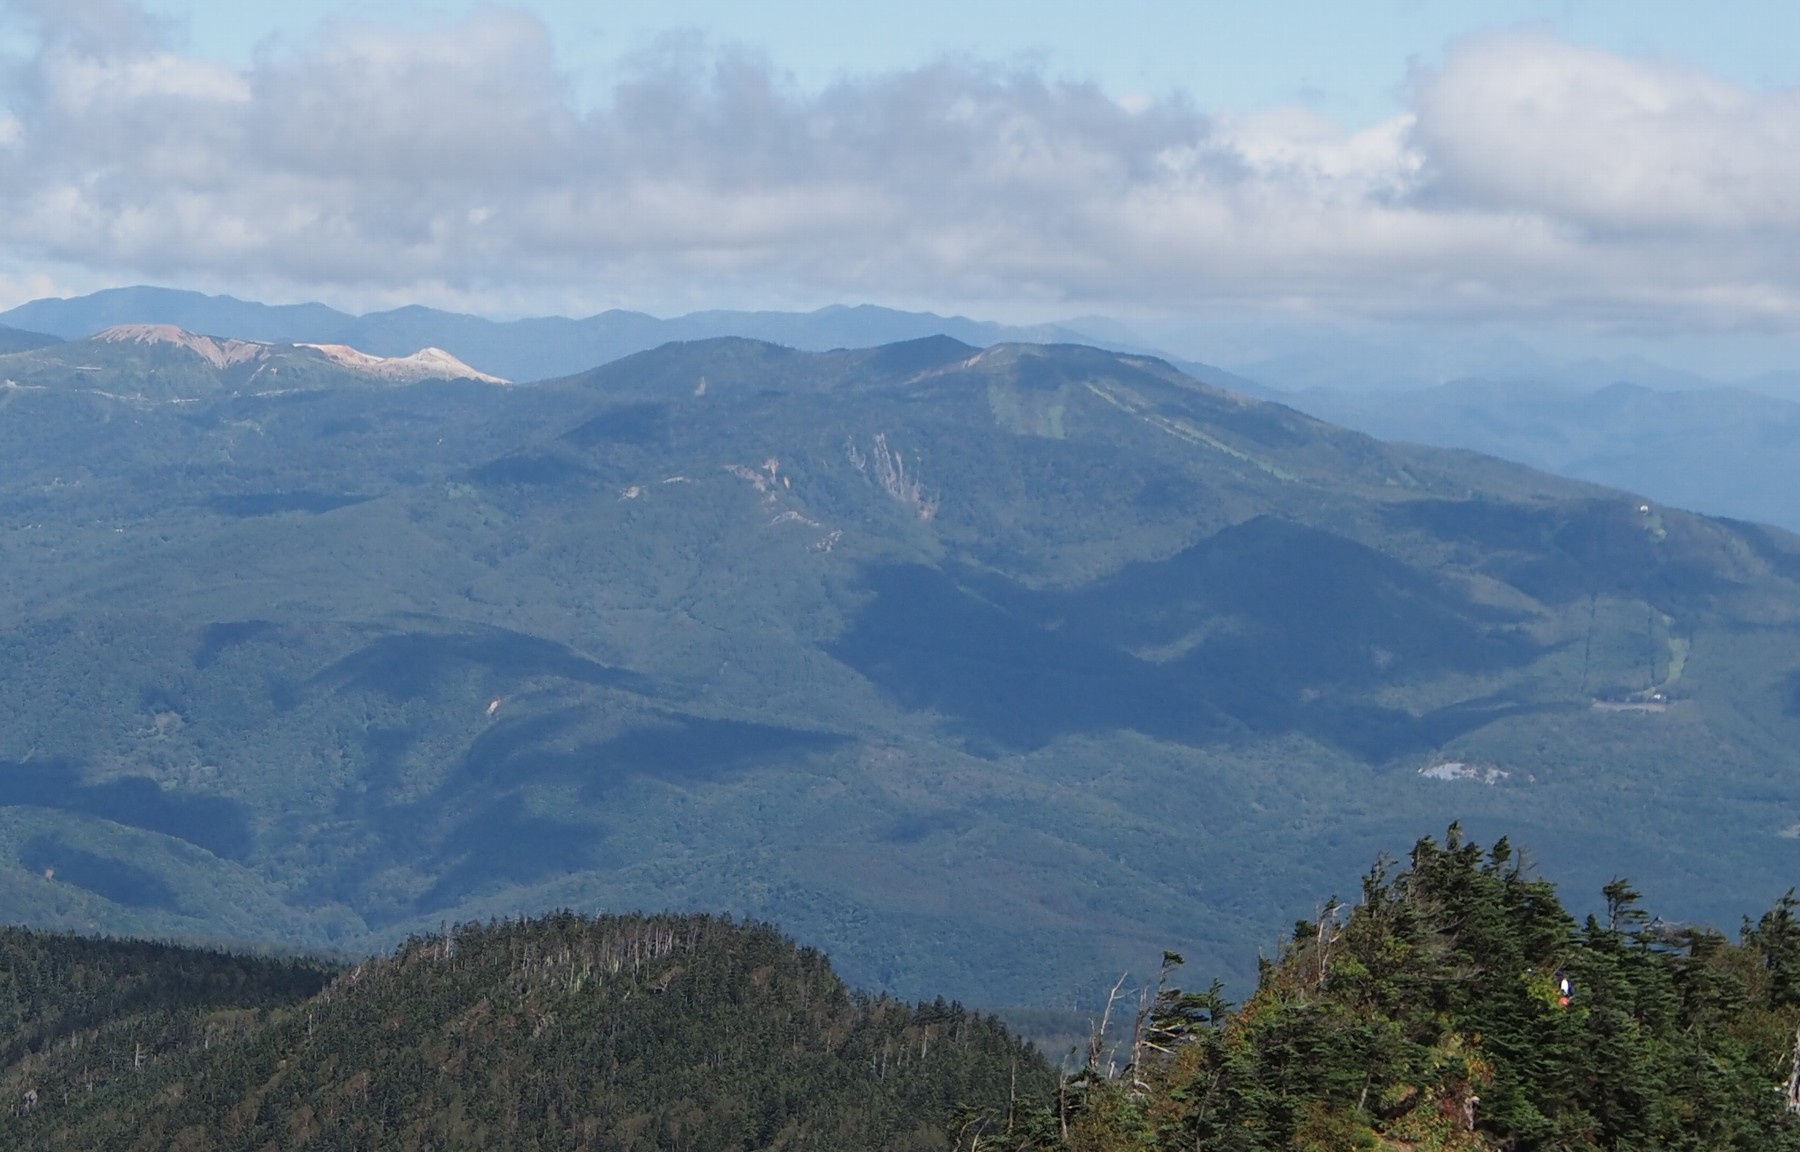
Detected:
left=0, top=323, right=58, bottom=355
left=1297, top=379, right=1800, bottom=534
left=1207, top=322, right=1800, bottom=401
left=21, top=285, right=1800, bottom=538
left=0, top=286, right=1257, bottom=390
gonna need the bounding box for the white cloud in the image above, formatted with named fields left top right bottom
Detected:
left=1, top=3, right=1798, bottom=333
left=1412, top=32, right=1800, bottom=234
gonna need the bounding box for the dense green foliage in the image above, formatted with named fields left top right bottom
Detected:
left=1002, top=826, right=1800, bottom=1152
left=5, top=837, right=1799, bottom=1151
left=5, top=329, right=1800, bottom=1012
left=1, top=912, right=1048, bottom=1150
left=0, top=929, right=338, bottom=1120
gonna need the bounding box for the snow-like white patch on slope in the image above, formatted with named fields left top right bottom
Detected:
left=89, top=324, right=507, bottom=384
left=95, top=324, right=266, bottom=369
left=299, top=343, right=508, bottom=385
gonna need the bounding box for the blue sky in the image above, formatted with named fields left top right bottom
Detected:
left=150, top=1, right=1800, bottom=122
left=6, top=0, right=1800, bottom=375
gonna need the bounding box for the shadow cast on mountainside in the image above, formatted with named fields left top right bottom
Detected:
left=441, top=712, right=850, bottom=801
left=19, top=834, right=182, bottom=911
left=469, top=451, right=596, bottom=488
left=307, top=713, right=850, bottom=918
left=1388, top=498, right=1732, bottom=607
left=207, top=492, right=371, bottom=517
left=830, top=516, right=1545, bottom=760
left=0, top=760, right=252, bottom=861
left=309, top=629, right=644, bottom=703
left=561, top=401, right=673, bottom=449
left=413, top=796, right=605, bottom=912
left=193, top=619, right=277, bottom=668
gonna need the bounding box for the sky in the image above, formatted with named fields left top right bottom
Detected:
left=4, top=0, right=1800, bottom=375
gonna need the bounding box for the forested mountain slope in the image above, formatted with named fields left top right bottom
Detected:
left=0, top=326, right=57, bottom=356
left=5, top=836, right=1799, bottom=1151
left=3, top=334, right=1800, bottom=1012
left=1008, top=826, right=1800, bottom=1152
left=0, top=913, right=1043, bottom=1151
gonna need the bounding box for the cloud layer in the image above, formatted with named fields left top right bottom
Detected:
left=3, top=1, right=1799, bottom=329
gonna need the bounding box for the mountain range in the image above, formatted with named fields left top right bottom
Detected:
left=6, top=321, right=1800, bottom=1022
left=0, top=286, right=1258, bottom=390
left=0, top=324, right=59, bottom=356
left=1194, top=320, right=1800, bottom=400
left=1297, top=378, right=1800, bottom=534
left=0, top=323, right=506, bottom=396
left=19, top=288, right=1800, bottom=536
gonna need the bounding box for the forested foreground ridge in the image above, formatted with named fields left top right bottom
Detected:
left=1003, top=826, right=1800, bottom=1152
left=6, top=830, right=1800, bottom=1151
left=0, top=911, right=1047, bottom=1150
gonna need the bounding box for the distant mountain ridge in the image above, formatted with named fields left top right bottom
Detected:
left=1295, top=376, right=1800, bottom=533
left=0, top=322, right=508, bottom=399
left=0, top=322, right=58, bottom=355
left=0, top=285, right=1253, bottom=387
left=1210, top=323, right=1800, bottom=400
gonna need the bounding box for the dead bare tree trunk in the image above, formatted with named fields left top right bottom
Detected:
left=1087, top=973, right=1131, bottom=1074
left=1315, top=897, right=1342, bottom=990
left=1128, top=984, right=1156, bottom=1097
left=1785, top=1027, right=1800, bottom=1113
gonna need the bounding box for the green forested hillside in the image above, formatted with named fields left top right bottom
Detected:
left=1010, top=826, right=1800, bottom=1151
left=0, top=326, right=57, bottom=356
left=4, top=332, right=1800, bottom=1014
left=0, top=930, right=338, bottom=1121
left=0, top=913, right=1046, bottom=1151
left=4, top=838, right=1800, bottom=1151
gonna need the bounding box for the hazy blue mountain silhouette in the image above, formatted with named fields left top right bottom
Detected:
left=0, top=286, right=1252, bottom=387
left=0, top=323, right=59, bottom=353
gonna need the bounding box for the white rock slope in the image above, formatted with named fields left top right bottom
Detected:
left=298, top=343, right=509, bottom=385
left=90, top=324, right=509, bottom=385
left=95, top=324, right=265, bottom=369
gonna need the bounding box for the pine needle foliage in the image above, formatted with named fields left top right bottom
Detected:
left=1, top=912, right=1050, bottom=1151
left=1002, top=826, right=1800, bottom=1152
left=6, top=832, right=1799, bottom=1151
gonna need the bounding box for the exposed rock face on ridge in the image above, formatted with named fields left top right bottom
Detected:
left=87, top=323, right=508, bottom=384
left=94, top=323, right=266, bottom=369
left=299, top=342, right=510, bottom=385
